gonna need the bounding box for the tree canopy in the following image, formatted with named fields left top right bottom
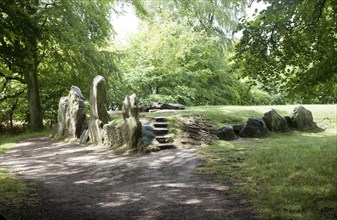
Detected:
left=114, top=18, right=249, bottom=106
left=2, top=0, right=336, bottom=133
left=235, top=0, right=337, bottom=103
left=108, top=0, right=250, bottom=106
left=144, top=0, right=248, bottom=50
left=0, top=0, right=146, bottom=130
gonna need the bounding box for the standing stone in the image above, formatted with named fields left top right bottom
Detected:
left=122, top=94, right=142, bottom=149
left=102, top=123, right=127, bottom=148
left=290, top=106, right=317, bottom=131
left=65, top=86, right=86, bottom=138
left=232, top=124, right=244, bottom=135
left=263, top=109, right=289, bottom=132
left=215, top=126, right=236, bottom=141
left=284, top=116, right=292, bottom=128
left=56, top=96, right=68, bottom=137
left=79, top=129, right=90, bottom=144
left=239, top=118, right=270, bottom=138
left=89, top=75, right=109, bottom=144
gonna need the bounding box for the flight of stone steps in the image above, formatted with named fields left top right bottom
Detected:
left=152, top=116, right=175, bottom=150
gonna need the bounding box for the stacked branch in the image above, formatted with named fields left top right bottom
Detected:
left=181, top=115, right=216, bottom=145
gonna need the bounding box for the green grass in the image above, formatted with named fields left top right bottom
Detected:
left=0, top=129, right=51, bottom=154
left=0, top=129, right=50, bottom=219
left=141, top=104, right=335, bottom=128
left=0, top=168, right=37, bottom=219
left=1, top=105, right=334, bottom=219
left=195, top=104, right=337, bottom=219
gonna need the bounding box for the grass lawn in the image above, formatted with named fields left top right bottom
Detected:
left=192, top=104, right=337, bottom=219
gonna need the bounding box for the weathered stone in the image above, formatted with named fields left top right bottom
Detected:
left=89, top=75, right=109, bottom=144
left=103, top=123, right=127, bottom=147
left=263, top=109, right=289, bottom=132
left=51, top=123, right=58, bottom=137
left=65, top=86, right=86, bottom=138
left=148, top=102, right=162, bottom=110
left=161, top=103, right=186, bottom=110
left=144, top=102, right=186, bottom=111
left=122, top=94, right=142, bottom=148
left=232, top=124, right=244, bottom=135
left=142, top=124, right=155, bottom=146
left=284, top=116, right=292, bottom=128
left=290, top=106, right=317, bottom=131
left=103, top=94, right=143, bottom=150
left=79, top=129, right=89, bottom=144
left=55, top=96, right=68, bottom=137
left=215, top=126, right=236, bottom=141
left=239, top=118, right=270, bottom=138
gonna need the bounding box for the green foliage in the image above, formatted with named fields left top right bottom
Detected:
left=197, top=104, right=337, bottom=219
left=0, top=0, right=118, bottom=129
left=115, top=19, right=247, bottom=106
left=0, top=0, right=149, bottom=130
left=247, top=87, right=273, bottom=105
left=235, top=0, right=337, bottom=103
left=144, top=0, right=248, bottom=50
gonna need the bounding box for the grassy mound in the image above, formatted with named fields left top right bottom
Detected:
left=192, top=105, right=336, bottom=219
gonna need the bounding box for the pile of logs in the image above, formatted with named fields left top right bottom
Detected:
left=180, top=115, right=216, bottom=145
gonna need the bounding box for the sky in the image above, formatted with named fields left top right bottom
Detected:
left=111, top=1, right=267, bottom=43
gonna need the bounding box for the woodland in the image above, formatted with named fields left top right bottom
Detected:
left=1, top=1, right=336, bottom=219
left=1, top=0, right=336, bottom=132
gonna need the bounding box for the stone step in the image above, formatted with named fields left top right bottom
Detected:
left=153, top=122, right=168, bottom=128
left=157, top=143, right=175, bottom=150
left=153, top=116, right=167, bottom=122
left=153, top=128, right=169, bottom=136
left=155, top=135, right=173, bottom=143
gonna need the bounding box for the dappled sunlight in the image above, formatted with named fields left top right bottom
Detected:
left=0, top=137, right=254, bottom=219
left=15, top=142, right=35, bottom=147
left=300, top=131, right=335, bottom=138
left=182, top=198, right=202, bottom=204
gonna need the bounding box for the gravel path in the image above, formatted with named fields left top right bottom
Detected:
left=1, top=137, right=255, bottom=219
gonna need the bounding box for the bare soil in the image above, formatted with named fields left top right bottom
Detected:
left=1, top=137, right=256, bottom=220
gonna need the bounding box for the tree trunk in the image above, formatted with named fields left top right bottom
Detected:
left=25, top=68, right=43, bottom=131
left=24, top=36, right=43, bottom=131
left=9, top=101, right=17, bottom=130
left=21, top=28, right=44, bottom=131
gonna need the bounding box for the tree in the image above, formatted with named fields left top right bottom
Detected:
left=116, top=19, right=247, bottom=106
left=144, top=0, right=248, bottom=50
left=0, top=0, right=146, bottom=130
left=235, top=0, right=337, bottom=103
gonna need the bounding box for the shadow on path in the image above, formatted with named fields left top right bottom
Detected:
left=1, top=137, right=255, bottom=220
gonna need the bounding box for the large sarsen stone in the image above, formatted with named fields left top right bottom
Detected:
left=122, top=94, right=142, bottom=149
left=239, top=118, right=270, bottom=138
left=89, top=75, right=109, bottom=144
left=290, top=106, right=317, bottom=131
left=65, top=86, right=86, bottom=138
left=263, top=109, right=289, bottom=132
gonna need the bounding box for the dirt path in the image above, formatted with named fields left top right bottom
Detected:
left=1, top=137, right=255, bottom=220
